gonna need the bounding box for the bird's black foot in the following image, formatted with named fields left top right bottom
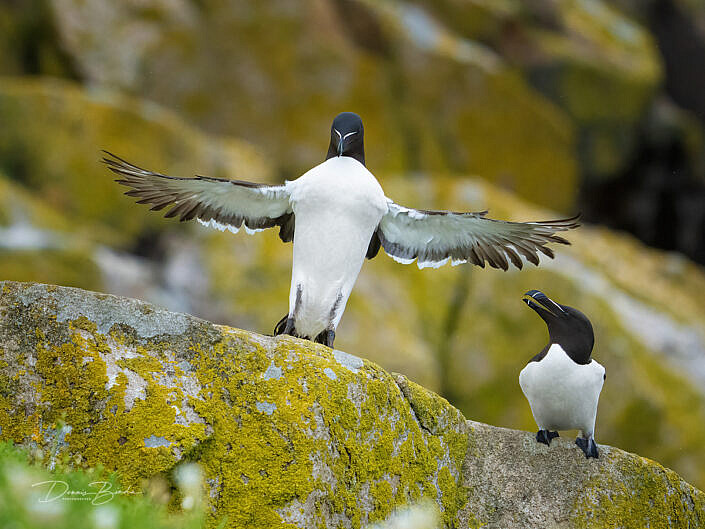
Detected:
left=273, top=315, right=296, bottom=337
left=575, top=436, right=599, bottom=459
left=314, top=329, right=335, bottom=348
left=536, top=429, right=559, bottom=446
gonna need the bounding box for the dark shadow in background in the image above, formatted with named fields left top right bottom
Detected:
left=580, top=0, right=705, bottom=265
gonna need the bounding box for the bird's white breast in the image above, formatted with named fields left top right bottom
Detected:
left=288, top=157, right=387, bottom=216
left=519, top=344, right=605, bottom=434
left=285, top=157, right=388, bottom=337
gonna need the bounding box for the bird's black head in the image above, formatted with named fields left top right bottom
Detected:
left=326, top=112, right=365, bottom=166
left=523, top=290, right=594, bottom=364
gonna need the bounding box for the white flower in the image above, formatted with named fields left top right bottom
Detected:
left=5, top=462, right=36, bottom=493
left=174, top=463, right=202, bottom=494
left=26, top=492, right=65, bottom=523
left=175, top=462, right=203, bottom=511
left=181, top=495, right=195, bottom=510
left=92, top=505, right=120, bottom=529
left=366, top=500, right=439, bottom=529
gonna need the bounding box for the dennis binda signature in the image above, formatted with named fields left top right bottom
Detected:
left=32, top=480, right=138, bottom=505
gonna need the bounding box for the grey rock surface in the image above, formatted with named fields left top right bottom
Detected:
left=0, top=281, right=703, bottom=529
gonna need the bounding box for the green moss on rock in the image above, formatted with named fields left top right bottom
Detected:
left=1, top=281, right=704, bottom=528
left=461, top=421, right=705, bottom=528
left=193, top=173, right=705, bottom=494
left=35, top=0, right=578, bottom=210
left=573, top=454, right=705, bottom=528
left=0, top=77, right=274, bottom=245
left=0, top=281, right=468, bottom=528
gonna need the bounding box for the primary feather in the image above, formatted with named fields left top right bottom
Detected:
left=103, top=151, right=294, bottom=242
left=376, top=200, right=580, bottom=270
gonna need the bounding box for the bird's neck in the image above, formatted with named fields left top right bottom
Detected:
left=551, top=340, right=592, bottom=365
left=326, top=142, right=365, bottom=166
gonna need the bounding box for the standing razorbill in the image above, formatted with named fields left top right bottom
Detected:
left=104, top=112, right=580, bottom=347
left=519, top=290, right=605, bottom=458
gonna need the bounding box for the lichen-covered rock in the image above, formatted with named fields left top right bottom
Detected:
left=191, top=173, right=705, bottom=491
left=0, top=281, right=468, bottom=528
left=4, top=125, right=705, bottom=492
left=462, top=421, right=705, bottom=528
left=0, top=77, right=274, bottom=244
left=25, top=0, right=665, bottom=188
left=413, top=0, right=662, bottom=182
left=0, top=173, right=104, bottom=290
left=41, top=0, right=578, bottom=210
left=0, top=0, right=673, bottom=201
left=0, top=281, right=703, bottom=528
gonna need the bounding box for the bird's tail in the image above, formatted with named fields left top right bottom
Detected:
left=273, top=314, right=289, bottom=336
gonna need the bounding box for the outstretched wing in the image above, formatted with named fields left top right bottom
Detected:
left=375, top=200, right=580, bottom=270
left=103, top=151, right=295, bottom=242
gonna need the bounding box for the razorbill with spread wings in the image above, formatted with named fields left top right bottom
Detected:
left=519, top=290, right=605, bottom=458
left=104, top=112, right=579, bottom=347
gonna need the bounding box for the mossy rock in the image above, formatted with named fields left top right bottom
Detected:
left=0, top=0, right=74, bottom=78
left=0, top=0, right=665, bottom=194
left=537, top=0, right=662, bottom=180
left=413, top=0, right=662, bottom=180
left=0, top=76, right=274, bottom=247
left=0, top=281, right=703, bottom=528
left=41, top=0, right=577, bottom=210
left=0, top=173, right=103, bottom=291
left=0, top=281, right=468, bottom=528
left=3, top=118, right=703, bottom=493
left=192, top=174, right=705, bottom=493
left=463, top=421, right=705, bottom=528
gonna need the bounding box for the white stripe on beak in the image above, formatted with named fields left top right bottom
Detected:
left=547, top=297, right=566, bottom=314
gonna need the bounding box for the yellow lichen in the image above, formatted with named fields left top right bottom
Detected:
left=573, top=454, right=705, bottom=528
left=0, top=282, right=469, bottom=528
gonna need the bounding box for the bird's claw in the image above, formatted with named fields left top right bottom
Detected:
left=536, top=429, right=559, bottom=446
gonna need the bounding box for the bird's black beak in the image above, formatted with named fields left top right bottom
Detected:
left=337, top=137, right=344, bottom=156
left=335, top=130, right=358, bottom=157
left=523, top=290, right=565, bottom=320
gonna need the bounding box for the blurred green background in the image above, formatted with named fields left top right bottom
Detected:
left=0, top=0, right=704, bottom=491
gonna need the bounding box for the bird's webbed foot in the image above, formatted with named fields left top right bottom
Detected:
left=575, top=435, right=599, bottom=459
left=274, top=315, right=297, bottom=337
left=314, top=329, right=335, bottom=348
left=536, top=429, right=559, bottom=446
